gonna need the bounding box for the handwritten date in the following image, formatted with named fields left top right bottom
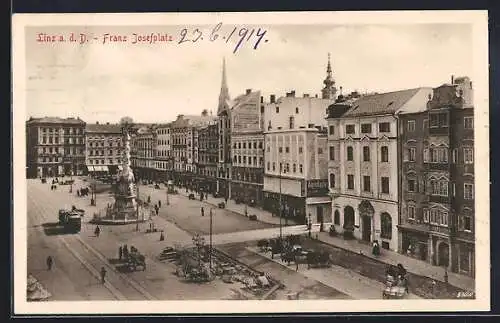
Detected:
left=178, top=22, right=268, bottom=53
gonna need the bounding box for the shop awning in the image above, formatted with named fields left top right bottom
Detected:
left=94, top=166, right=102, bottom=172
left=306, top=196, right=332, bottom=205
left=101, top=165, right=109, bottom=172
left=87, top=165, right=95, bottom=172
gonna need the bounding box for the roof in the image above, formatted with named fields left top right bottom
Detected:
left=26, top=117, right=85, bottom=125
left=231, top=91, right=260, bottom=109
left=86, top=123, right=122, bottom=134
left=326, top=103, right=352, bottom=119
left=342, top=88, right=432, bottom=117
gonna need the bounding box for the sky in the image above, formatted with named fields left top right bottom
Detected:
left=25, top=23, right=473, bottom=124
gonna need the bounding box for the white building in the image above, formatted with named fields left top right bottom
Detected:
left=327, top=88, right=432, bottom=251
left=155, top=123, right=172, bottom=181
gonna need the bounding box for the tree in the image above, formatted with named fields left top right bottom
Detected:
left=120, top=116, right=134, bottom=126
left=201, top=109, right=208, bottom=116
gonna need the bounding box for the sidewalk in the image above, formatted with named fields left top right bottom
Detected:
left=173, top=185, right=474, bottom=292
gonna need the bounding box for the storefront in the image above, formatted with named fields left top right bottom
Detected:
left=399, top=225, right=430, bottom=262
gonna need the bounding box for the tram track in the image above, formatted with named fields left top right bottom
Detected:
left=26, top=182, right=155, bottom=301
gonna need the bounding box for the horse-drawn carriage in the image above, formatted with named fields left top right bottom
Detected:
left=382, top=264, right=409, bottom=299
left=124, top=247, right=146, bottom=271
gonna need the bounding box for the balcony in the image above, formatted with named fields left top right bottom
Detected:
left=456, top=230, right=474, bottom=243
left=429, top=195, right=450, bottom=204
left=429, top=224, right=450, bottom=236
left=426, top=162, right=450, bottom=171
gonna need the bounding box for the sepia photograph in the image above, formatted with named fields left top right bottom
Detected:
left=12, top=11, right=489, bottom=314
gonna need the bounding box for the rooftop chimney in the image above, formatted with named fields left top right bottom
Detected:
left=451, top=75, right=454, bottom=84
left=246, top=89, right=252, bottom=95
left=315, top=94, right=318, bottom=98
left=291, top=90, right=296, bottom=97
left=270, top=94, right=276, bottom=103
left=340, top=86, right=343, bottom=95
left=303, top=93, right=310, bottom=98
left=260, top=96, right=264, bottom=103
left=106, top=122, right=110, bottom=125
left=96, top=121, right=99, bottom=124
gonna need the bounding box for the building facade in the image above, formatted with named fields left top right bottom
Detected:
left=263, top=128, right=330, bottom=225
left=327, top=88, right=432, bottom=251
left=155, top=123, right=172, bottom=182
left=85, top=122, right=123, bottom=175
left=131, top=126, right=157, bottom=181
left=230, top=89, right=265, bottom=204
left=398, top=76, right=475, bottom=276
left=26, top=117, right=86, bottom=178
left=198, top=122, right=219, bottom=193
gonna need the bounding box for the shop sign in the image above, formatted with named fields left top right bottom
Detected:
left=306, top=179, right=329, bottom=197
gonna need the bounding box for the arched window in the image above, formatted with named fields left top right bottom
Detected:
left=381, top=146, right=389, bottom=162
left=347, top=146, right=354, bottom=161
left=329, top=173, right=335, bottom=188
left=381, top=213, right=392, bottom=239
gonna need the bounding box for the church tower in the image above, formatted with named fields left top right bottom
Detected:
left=217, top=57, right=231, bottom=114
left=321, top=53, right=337, bottom=100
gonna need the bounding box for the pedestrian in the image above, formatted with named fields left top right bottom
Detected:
left=155, top=208, right=159, bottom=216
left=444, top=268, right=449, bottom=283
left=123, top=245, right=129, bottom=259
left=158, top=200, right=161, bottom=208
left=46, top=256, right=53, bottom=271
left=201, top=207, right=204, bottom=217
left=160, top=231, right=165, bottom=241
left=119, top=246, right=123, bottom=261
left=295, top=257, right=299, bottom=272
left=147, top=196, right=151, bottom=204
left=100, top=267, right=106, bottom=284
left=95, top=225, right=100, bottom=237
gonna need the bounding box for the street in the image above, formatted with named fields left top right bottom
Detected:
left=26, top=177, right=416, bottom=301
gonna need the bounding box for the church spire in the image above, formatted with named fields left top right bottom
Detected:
left=218, top=57, right=231, bottom=114
left=322, top=53, right=337, bottom=100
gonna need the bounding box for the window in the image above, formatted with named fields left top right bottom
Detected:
left=345, top=124, right=355, bottom=134
left=430, top=112, right=448, bottom=127
left=295, top=107, right=299, bottom=114
left=329, top=125, right=335, bottom=135
left=285, top=147, right=290, bottom=153
left=363, top=176, right=371, bottom=192
left=464, top=183, right=474, bottom=200
left=430, top=209, right=448, bottom=226
left=408, top=206, right=415, bottom=220
left=363, top=146, right=370, bottom=162
left=293, top=164, right=296, bottom=173
left=299, top=147, right=303, bottom=154
left=259, top=142, right=263, bottom=149
left=431, top=179, right=449, bottom=196
left=276, top=106, right=280, bottom=113
left=381, top=177, right=390, bottom=194
left=423, top=208, right=429, bottom=223
left=289, top=116, right=295, bottom=129
left=318, top=147, right=323, bottom=154
left=452, top=148, right=458, bottom=163
left=361, top=123, right=372, bottom=133
left=329, top=146, right=335, bottom=161
left=379, top=122, right=390, bottom=133
left=299, top=164, right=303, bottom=173
left=407, top=148, right=416, bottom=162
left=407, top=120, right=416, bottom=132
left=464, top=148, right=473, bottom=164
left=423, top=148, right=429, bottom=162
left=272, top=162, right=276, bottom=171
left=330, top=173, right=336, bottom=188
left=430, top=147, right=448, bottom=163
left=347, top=174, right=354, bottom=190
left=461, top=214, right=472, bottom=232
left=347, top=146, right=354, bottom=161
left=464, top=117, right=474, bottom=129
left=267, top=145, right=270, bottom=152
left=279, top=147, right=283, bottom=153
left=408, top=179, right=416, bottom=192
left=380, top=213, right=392, bottom=239
left=381, top=146, right=389, bottom=162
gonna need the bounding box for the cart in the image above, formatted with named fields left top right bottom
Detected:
left=125, top=252, right=146, bottom=271
left=382, top=275, right=407, bottom=299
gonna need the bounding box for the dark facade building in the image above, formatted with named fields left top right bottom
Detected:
left=398, top=76, right=475, bottom=277
left=131, top=126, right=157, bottom=181
left=198, top=122, right=219, bottom=193
left=85, top=122, right=123, bottom=176
left=26, top=117, right=86, bottom=178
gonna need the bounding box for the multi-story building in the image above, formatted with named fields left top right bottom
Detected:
left=327, top=87, right=432, bottom=251
left=171, top=112, right=215, bottom=188
left=217, top=58, right=233, bottom=199
left=230, top=89, right=265, bottom=204
left=262, top=55, right=337, bottom=224
left=198, top=121, right=219, bottom=193
left=85, top=122, right=123, bottom=175
left=131, top=126, right=157, bottom=181
left=155, top=123, right=172, bottom=182
left=26, top=117, right=86, bottom=178
left=398, top=76, right=475, bottom=276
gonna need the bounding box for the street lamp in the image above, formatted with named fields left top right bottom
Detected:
left=308, top=213, right=312, bottom=238
left=209, top=208, right=214, bottom=270
left=278, top=162, right=287, bottom=243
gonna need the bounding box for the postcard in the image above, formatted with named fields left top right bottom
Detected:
left=12, top=10, right=489, bottom=314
